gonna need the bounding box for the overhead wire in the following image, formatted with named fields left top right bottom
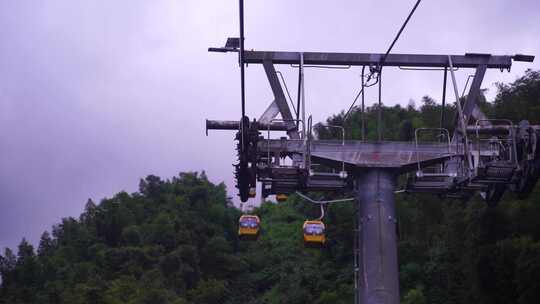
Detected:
left=374, top=0, right=422, bottom=141
left=343, top=0, right=422, bottom=127
left=378, top=0, right=422, bottom=70
left=288, top=2, right=425, bottom=133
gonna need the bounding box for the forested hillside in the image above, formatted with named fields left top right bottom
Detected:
left=0, top=173, right=356, bottom=304
left=1, top=70, right=540, bottom=304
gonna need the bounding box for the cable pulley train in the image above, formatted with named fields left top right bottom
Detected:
left=204, top=1, right=539, bottom=303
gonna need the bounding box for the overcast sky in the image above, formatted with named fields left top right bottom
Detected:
left=1, top=0, right=539, bottom=251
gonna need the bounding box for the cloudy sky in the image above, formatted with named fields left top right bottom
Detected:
left=1, top=0, right=539, bottom=251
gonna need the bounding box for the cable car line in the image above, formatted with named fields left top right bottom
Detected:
left=378, top=0, right=422, bottom=71
left=376, top=0, right=422, bottom=141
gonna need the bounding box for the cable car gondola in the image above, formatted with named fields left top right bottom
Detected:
left=295, top=193, right=354, bottom=247
left=238, top=215, right=260, bottom=240
left=303, top=220, right=326, bottom=246
left=276, top=194, right=288, bottom=202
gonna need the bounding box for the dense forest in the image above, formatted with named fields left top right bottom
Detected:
left=1, top=70, right=540, bottom=303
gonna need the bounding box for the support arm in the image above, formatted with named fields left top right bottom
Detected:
left=263, top=60, right=300, bottom=139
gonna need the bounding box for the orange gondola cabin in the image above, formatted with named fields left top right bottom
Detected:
left=303, top=220, right=326, bottom=246
left=276, top=194, right=288, bottom=202
left=238, top=215, right=260, bottom=239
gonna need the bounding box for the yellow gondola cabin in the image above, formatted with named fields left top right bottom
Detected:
left=238, top=215, right=260, bottom=239
left=303, top=220, right=326, bottom=246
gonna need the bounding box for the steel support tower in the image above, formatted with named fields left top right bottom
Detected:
left=206, top=44, right=538, bottom=303
left=357, top=169, right=399, bottom=303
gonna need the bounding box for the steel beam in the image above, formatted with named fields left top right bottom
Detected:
left=240, top=51, right=526, bottom=68
left=206, top=119, right=290, bottom=133
left=263, top=60, right=300, bottom=139
left=462, top=64, right=488, bottom=121
left=451, top=63, right=487, bottom=150
left=357, top=169, right=400, bottom=304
